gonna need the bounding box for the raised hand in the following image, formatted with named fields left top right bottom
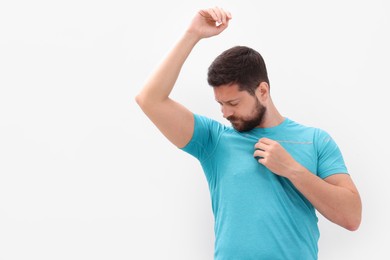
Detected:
left=187, top=7, right=232, bottom=40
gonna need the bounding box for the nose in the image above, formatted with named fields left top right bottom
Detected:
left=222, top=105, right=234, bottom=119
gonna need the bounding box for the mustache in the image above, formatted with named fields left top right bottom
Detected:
left=227, top=116, right=238, bottom=122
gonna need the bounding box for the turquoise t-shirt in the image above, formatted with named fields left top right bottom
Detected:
left=181, top=114, right=348, bottom=260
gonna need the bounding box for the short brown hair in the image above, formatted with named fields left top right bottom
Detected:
left=207, top=46, right=269, bottom=95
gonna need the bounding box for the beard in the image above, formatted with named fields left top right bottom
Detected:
left=227, top=98, right=266, bottom=132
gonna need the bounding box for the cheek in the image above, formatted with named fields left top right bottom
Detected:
left=240, top=106, right=255, bottom=118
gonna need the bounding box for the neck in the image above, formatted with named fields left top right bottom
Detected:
left=258, top=104, right=284, bottom=128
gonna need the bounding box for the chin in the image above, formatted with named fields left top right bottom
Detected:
left=232, top=124, right=249, bottom=132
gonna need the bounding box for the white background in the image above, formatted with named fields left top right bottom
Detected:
left=1, top=0, right=389, bottom=259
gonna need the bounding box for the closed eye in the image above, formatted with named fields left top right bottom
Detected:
left=229, top=102, right=238, bottom=107
left=215, top=100, right=239, bottom=107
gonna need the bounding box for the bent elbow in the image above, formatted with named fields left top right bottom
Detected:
left=135, top=94, right=142, bottom=106
left=135, top=93, right=147, bottom=109
left=343, top=214, right=362, bottom=231
left=345, top=223, right=359, bottom=232
left=346, top=219, right=361, bottom=231
left=344, top=195, right=363, bottom=231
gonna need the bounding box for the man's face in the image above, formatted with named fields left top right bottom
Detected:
left=213, top=84, right=266, bottom=132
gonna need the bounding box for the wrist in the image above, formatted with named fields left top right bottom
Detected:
left=184, top=29, right=203, bottom=43
left=286, top=163, right=308, bottom=181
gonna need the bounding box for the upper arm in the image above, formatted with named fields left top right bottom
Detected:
left=316, top=129, right=348, bottom=179
left=136, top=96, right=194, bottom=148
left=324, top=174, right=359, bottom=195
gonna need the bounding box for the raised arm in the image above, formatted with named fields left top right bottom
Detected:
left=135, top=7, right=232, bottom=148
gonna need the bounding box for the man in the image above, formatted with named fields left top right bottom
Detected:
left=136, top=7, right=362, bottom=259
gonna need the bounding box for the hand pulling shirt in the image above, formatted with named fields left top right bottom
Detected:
left=181, top=114, right=348, bottom=260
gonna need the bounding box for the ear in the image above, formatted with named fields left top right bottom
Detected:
left=255, top=82, right=270, bottom=101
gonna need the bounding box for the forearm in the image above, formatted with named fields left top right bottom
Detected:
left=288, top=167, right=362, bottom=231
left=254, top=138, right=362, bottom=230
left=136, top=31, right=200, bottom=106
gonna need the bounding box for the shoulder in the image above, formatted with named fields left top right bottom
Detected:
left=193, top=114, right=229, bottom=133
left=184, top=113, right=231, bottom=146
left=287, top=119, right=330, bottom=137
left=283, top=118, right=319, bottom=138
left=283, top=119, right=337, bottom=149
left=292, top=121, right=342, bottom=156
left=181, top=114, right=232, bottom=161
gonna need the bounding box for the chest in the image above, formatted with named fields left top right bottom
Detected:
left=214, top=133, right=318, bottom=176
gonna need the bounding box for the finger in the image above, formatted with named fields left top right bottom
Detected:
left=226, top=10, right=232, bottom=20
left=199, top=9, right=217, bottom=24
left=217, top=7, right=227, bottom=25
left=213, top=7, right=224, bottom=24
left=259, top=137, right=275, bottom=145
left=199, top=9, right=213, bottom=22
left=208, top=7, right=221, bottom=24
left=253, top=150, right=266, bottom=159
left=216, top=19, right=230, bottom=32
left=258, top=157, right=266, bottom=165
left=254, top=142, right=268, bottom=150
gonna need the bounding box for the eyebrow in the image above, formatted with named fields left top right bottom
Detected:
left=216, top=98, right=240, bottom=104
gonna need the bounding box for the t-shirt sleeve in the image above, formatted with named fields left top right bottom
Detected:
left=315, top=129, right=348, bottom=179
left=180, top=114, right=224, bottom=162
